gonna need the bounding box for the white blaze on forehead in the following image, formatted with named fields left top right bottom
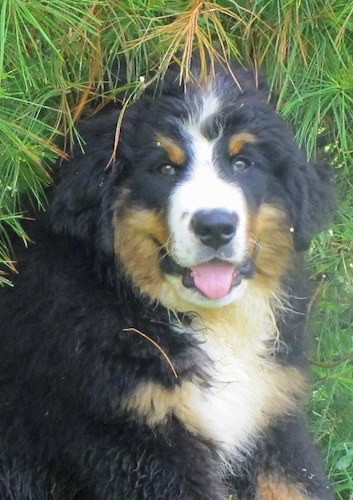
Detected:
left=175, top=128, right=241, bottom=209
left=193, top=92, right=220, bottom=128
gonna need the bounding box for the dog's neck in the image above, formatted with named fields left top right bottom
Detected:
left=170, top=279, right=285, bottom=352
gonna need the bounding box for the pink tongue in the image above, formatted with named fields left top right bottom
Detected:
left=191, top=261, right=235, bottom=299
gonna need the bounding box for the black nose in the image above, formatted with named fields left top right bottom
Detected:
left=191, top=209, right=237, bottom=250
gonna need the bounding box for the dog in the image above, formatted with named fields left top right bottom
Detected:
left=0, top=61, right=335, bottom=499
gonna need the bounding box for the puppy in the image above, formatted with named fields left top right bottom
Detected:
left=0, top=61, right=335, bottom=499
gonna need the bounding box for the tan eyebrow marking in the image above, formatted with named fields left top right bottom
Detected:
left=228, top=132, right=257, bottom=156
left=156, top=135, right=186, bottom=165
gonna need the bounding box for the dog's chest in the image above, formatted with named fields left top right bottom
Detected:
left=175, top=332, right=272, bottom=455
left=122, top=312, right=300, bottom=457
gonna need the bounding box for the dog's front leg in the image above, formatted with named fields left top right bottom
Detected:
left=232, top=414, right=333, bottom=500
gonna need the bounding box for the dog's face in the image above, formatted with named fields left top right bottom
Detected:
left=47, top=65, right=335, bottom=311
left=113, top=81, right=300, bottom=309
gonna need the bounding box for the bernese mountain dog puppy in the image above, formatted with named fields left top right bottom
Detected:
left=0, top=61, right=335, bottom=499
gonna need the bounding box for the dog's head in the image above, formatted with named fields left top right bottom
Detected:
left=46, top=62, right=335, bottom=310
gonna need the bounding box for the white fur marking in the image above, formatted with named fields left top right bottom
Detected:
left=173, top=298, right=281, bottom=457
left=194, top=93, right=220, bottom=128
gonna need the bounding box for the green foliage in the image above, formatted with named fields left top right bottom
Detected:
left=1, top=0, right=352, bottom=496
left=308, top=198, right=353, bottom=499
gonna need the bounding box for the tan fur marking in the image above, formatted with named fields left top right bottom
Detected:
left=257, top=474, right=308, bottom=500
left=250, top=204, right=295, bottom=291
left=121, top=382, right=183, bottom=426
left=228, top=132, right=257, bottom=156
left=113, top=208, right=170, bottom=299
left=156, top=134, right=186, bottom=165
left=122, top=363, right=306, bottom=439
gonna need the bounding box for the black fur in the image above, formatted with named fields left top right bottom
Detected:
left=0, top=62, right=335, bottom=499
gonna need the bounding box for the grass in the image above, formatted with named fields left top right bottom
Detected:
left=308, top=194, right=353, bottom=498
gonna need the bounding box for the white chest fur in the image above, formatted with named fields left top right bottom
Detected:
left=122, top=297, right=304, bottom=458
left=171, top=302, right=304, bottom=458
left=174, top=321, right=275, bottom=456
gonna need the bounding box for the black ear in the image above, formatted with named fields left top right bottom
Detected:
left=283, top=159, right=336, bottom=251
left=44, top=161, right=118, bottom=258
left=42, top=107, right=123, bottom=258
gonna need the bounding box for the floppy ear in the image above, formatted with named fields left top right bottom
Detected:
left=282, top=159, right=336, bottom=251
left=42, top=107, right=124, bottom=258
left=42, top=97, right=153, bottom=257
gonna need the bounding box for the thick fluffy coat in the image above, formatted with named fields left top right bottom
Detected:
left=0, top=62, right=335, bottom=499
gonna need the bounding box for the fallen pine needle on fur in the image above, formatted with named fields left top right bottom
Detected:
left=123, top=327, right=178, bottom=379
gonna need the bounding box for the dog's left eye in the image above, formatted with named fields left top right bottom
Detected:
left=233, top=157, right=252, bottom=172
left=157, top=164, right=177, bottom=176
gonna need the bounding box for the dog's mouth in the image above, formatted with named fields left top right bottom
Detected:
left=160, top=251, right=255, bottom=300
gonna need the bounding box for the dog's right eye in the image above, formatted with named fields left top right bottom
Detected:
left=232, top=156, right=253, bottom=172
left=157, top=164, right=176, bottom=176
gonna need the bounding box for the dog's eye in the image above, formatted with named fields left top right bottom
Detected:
left=157, top=164, right=176, bottom=176
left=233, top=157, right=252, bottom=172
